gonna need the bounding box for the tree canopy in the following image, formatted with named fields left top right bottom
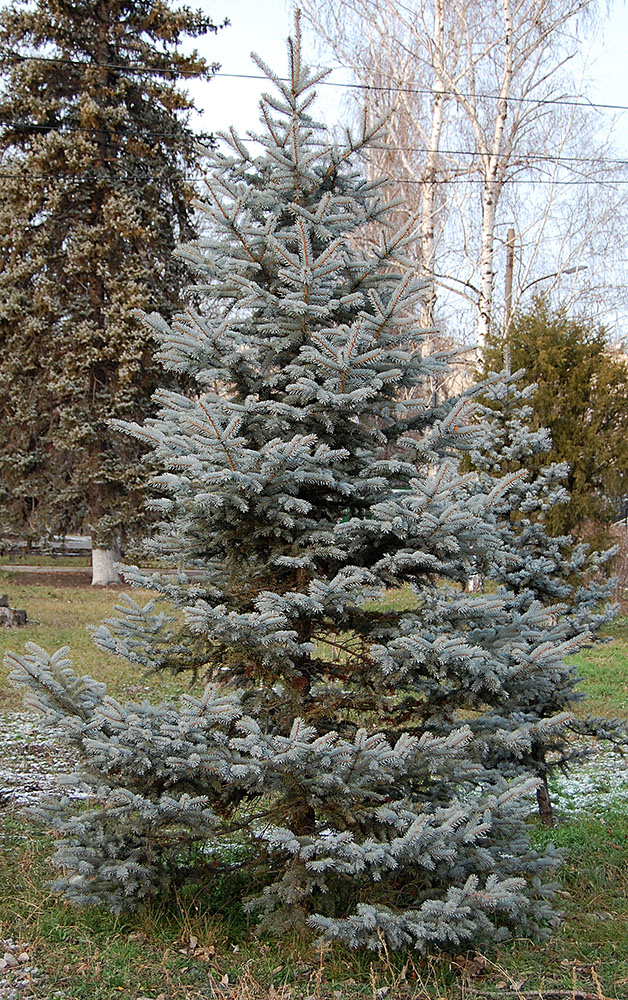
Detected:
left=0, top=0, right=225, bottom=579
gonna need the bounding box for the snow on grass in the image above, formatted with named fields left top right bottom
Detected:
left=0, top=711, right=81, bottom=807
left=549, top=741, right=628, bottom=818
left=1, top=710, right=627, bottom=821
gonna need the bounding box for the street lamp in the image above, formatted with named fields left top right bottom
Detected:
left=504, top=226, right=588, bottom=336
left=503, top=225, right=588, bottom=370
left=519, top=264, right=589, bottom=297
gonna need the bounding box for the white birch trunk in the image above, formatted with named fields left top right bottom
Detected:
left=91, top=547, right=120, bottom=586
left=302, top=0, right=613, bottom=348
left=477, top=184, right=499, bottom=350
left=420, top=0, right=445, bottom=331
left=477, top=0, right=512, bottom=351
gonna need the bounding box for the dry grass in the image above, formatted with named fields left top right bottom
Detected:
left=1, top=571, right=627, bottom=999
left=0, top=570, right=190, bottom=711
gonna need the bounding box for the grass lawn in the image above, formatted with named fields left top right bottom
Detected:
left=572, top=616, right=628, bottom=717
left=2, top=809, right=628, bottom=1000
left=0, top=552, right=92, bottom=566
left=0, top=571, right=189, bottom=712
left=1, top=568, right=628, bottom=998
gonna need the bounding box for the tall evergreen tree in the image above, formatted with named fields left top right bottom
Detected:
left=0, top=0, right=225, bottom=582
left=8, top=25, right=577, bottom=950
left=484, top=299, right=628, bottom=541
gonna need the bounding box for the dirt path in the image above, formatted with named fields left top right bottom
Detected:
left=1, top=565, right=203, bottom=588
left=1, top=565, right=92, bottom=574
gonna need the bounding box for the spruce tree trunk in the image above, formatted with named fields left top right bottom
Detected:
left=91, top=547, right=120, bottom=586
left=536, top=774, right=554, bottom=827
left=466, top=573, right=483, bottom=593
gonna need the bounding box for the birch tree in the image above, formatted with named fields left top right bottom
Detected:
left=303, top=0, right=627, bottom=347
left=303, top=0, right=460, bottom=332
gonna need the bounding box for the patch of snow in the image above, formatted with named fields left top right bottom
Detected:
left=0, top=711, right=81, bottom=808
left=549, top=741, right=628, bottom=817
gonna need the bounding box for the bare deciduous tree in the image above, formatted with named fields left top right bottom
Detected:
left=302, top=0, right=628, bottom=347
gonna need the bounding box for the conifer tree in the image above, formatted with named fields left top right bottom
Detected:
left=483, top=299, right=628, bottom=541
left=8, top=23, right=578, bottom=950
left=466, top=376, right=621, bottom=826
left=0, top=0, right=225, bottom=582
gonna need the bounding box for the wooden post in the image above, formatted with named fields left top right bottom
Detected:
left=503, top=227, right=515, bottom=372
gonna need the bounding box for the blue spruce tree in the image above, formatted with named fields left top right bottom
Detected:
left=466, top=375, right=621, bottom=826
left=7, top=21, right=577, bottom=950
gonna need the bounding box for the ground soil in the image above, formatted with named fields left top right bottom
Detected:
left=9, top=570, right=107, bottom=589
left=2, top=565, right=200, bottom=587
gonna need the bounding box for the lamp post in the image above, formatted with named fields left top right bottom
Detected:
left=517, top=263, right=589, bottom=298
left=502, top=230, right=587, bottom=370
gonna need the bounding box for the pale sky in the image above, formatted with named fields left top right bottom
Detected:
left=187, top=0, right=628, bottom=150
left=186, top=0, right=343, bottom=137
left=185, top=0, right=628, bottom=339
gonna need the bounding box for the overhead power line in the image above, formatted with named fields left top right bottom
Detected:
left=221, top=71, right=628, bottom=114
left=3, top=50, right=628, bottom=114
left=2, top=121, right=214, bottom=141
left=0, top=169, right=627, bottom=186
left=3, top=120, right=628, bottom=168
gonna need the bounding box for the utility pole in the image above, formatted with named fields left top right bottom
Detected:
left=504, top=227, right=515, bottom=372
